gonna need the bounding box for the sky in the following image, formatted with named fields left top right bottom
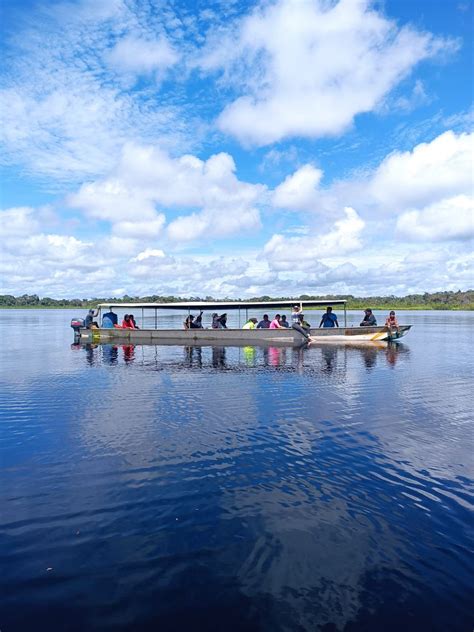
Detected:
left=0, top=0, right=472, bottom=299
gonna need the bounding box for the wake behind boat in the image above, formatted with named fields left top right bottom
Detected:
left=71, top=299, right=411, bottom=346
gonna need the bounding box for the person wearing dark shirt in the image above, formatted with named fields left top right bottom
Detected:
left=319, top=306, right=339, bottom=328
left=218, top=313, right=228, bottom=329
left=211, top=313, right=220, bottom=329
left=280, top=315, right=289, bottom=328
left=194, top=311, right=204, bottom=328
left=257, top=314, right=271, bottom=329
left=360, top=309, right=377, bottom=326
left=102, top=307, right=118, bottom=328
left=84, top=308, right=98, bottom=329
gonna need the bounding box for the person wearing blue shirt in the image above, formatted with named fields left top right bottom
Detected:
left=319, top=306, right=339, bottom=328
left=102, top=307, right=118, bottom=328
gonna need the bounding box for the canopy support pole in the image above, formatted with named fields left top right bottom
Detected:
left=142, top=307, right=144, bottom=329
left=154, top=308, right=157, bottom=329
left=344, top=304, right=347, bottom=327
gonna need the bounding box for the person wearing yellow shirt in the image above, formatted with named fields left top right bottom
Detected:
left=242, top=318, right=258, bottom=329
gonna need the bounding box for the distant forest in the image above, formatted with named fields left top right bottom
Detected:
left=1, top=290, right=473, bottom=310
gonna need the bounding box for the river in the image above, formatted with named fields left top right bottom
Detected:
left=0, top=309, right=472, bottom=631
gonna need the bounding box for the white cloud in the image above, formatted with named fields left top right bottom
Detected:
left=106, top=35, right=179, bottom=79
left=69, top=143, right=265, bottom=243
left=131, top=249, right=166, bottom=262
left=273, top=165, right=323, bottom=211
left=112, top=217, right=166, bottom=239
left=396, top=195, right=474, bottom=241
left=369, top=131, right=473, bottom=212
left=199, top=0, right=455, bottom=146
left=167, top=204, right=260, bottom=242
left=0, top=207, right=40, bottom=237
left=0, top=2, right=192, bottom=181
left=264, top=207, right=365, bottom=269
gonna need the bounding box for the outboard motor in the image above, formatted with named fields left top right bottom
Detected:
left=71, top=318, right=84, bottom=341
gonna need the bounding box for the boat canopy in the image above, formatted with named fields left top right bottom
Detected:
left=96, top=299, right=347, bottom=310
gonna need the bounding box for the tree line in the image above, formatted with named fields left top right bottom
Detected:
left=0, top=290, right=472, bottom=309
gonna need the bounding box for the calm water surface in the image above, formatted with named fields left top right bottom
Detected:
left=0, top=309, right=473, bottom=631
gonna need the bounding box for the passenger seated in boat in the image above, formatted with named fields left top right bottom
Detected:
left=385, top=311, right=399, bottom=332
left=299, top=314, right=311, bottom=332
left=102, top=307, right=118, bottom=328
left=129, top=314, right=139, bottom=329
left=242, top=317, right=258, bottom=329
left=280, top=315, right=289, bottom=328
left=84, top=308, right=99, bottom=329
left=211, top=313, right=220, bottom=329
left=319, top=306, right=339, bottom=328
left=270, top=314, right=284, bottom=329
left=122, top=314, right=135, bottom=328
left=184, top=315, right=202, bottom=329
left=291, top=314, right=310, bottom=339
left=360, top=309, right=377, bottom=326
left=257, top=314, right=271, bottom=328
left=218, top=313, right=228, bottom=329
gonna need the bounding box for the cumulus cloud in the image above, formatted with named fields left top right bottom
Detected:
left=264, top=207, right=365, bottom=269
left=273, top=165, right=323, bottom=211
left=369, top=131, right=473, bottom=212
left=396, top=195, right=474, bottom=241
left=131, top=249, right=166, bottom=262
left=198, top=0, right=455, bottom=146
left=69, top=143, right=265, bottom=242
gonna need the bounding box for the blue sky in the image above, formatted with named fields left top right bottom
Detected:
left=0, top=0, right=472, bottom=298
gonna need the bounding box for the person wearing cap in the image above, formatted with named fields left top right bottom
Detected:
left=102, top=306, right=118, bottom=328
left=291, top=305, right=303, bottom=325
left=360, top=308, right=377, bottom=326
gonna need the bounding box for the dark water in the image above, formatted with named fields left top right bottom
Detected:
left=1, top=309, right=473, bottom=632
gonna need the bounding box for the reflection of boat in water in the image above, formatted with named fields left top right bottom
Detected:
left=72, top=340, right=408, bottom=371
left=71, top=300, right=411, bottom=346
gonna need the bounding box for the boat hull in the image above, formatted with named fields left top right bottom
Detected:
left=77, top=325, right=410, bottom=345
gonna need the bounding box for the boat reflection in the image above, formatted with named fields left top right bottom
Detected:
left=72, top=340, right=408, bottom=372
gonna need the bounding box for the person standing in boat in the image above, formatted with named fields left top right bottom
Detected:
left=319, top=306, right=339, bottom=328
left=360, top=309, right=377, bottom=326
left=102, top=306, right=118, bottom=328
left=257, top=314, right=271, bottom=328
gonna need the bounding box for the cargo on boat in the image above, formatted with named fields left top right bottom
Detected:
left=71, top=299, right=411, bottom=346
